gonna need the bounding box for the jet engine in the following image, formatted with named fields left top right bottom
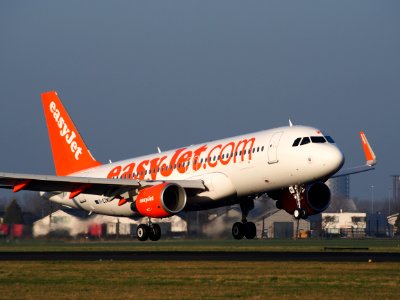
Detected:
left=268, top=182, right=331, bottom=216
left=133, top=183, right=187, bottom=218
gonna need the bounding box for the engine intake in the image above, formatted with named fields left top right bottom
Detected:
left=135, top=183, right=187, bottom=218
left=306, top=182, right=331, bottom=212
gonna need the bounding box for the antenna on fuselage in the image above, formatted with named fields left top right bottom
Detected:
left=157, top=147, right=162, bottom=154
left=289, top=119, right=293, bottom=127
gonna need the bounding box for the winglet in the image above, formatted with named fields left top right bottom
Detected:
left=42, top=91, right=102, bottom=176
left=360, top=131, right=376, bottom=166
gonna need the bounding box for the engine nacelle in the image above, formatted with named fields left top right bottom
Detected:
left=134, top=183, right=187, bottom=218
left=269, top=182, right=331, bottom=216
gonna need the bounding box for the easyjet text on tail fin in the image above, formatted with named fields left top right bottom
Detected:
left=42, top=91, right=101, bottom=176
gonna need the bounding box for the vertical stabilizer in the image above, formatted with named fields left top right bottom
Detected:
left=42, top=91, right=101, bottom=176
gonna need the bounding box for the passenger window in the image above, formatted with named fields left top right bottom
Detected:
left=300, top=137, right=310, bottom=145
left=261, top=146, right=264, bottom=151
left=292, top=138, right=301, bottom=147
left=311, top=136, right=326, bottom=143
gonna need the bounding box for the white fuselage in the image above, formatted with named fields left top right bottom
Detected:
left=43, top=125, right=344, bottom=217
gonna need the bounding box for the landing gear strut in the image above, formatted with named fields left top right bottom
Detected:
left=289, top=185, right=307, bottom=239
left=290, top=185, right=308, bottom=220
left=232, top=198, right=257, bottom=240
left=136, top=219, right=161, bottom=242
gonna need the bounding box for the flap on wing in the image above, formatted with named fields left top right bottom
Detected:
left=0, top=172, right=206, bottom=197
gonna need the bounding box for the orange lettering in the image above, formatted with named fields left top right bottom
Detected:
left=192, top=145, right=208, bottom=171
left=149, top=156, right=167, bottom=180
left=120, top=163, right=136, bottom=179
left=220, top=142, right=235, bottom=165
left=160, top=148, right=186, bottom=177
left=207, top=144, right=222, bottom=168
left=136, top=160, right=149, bottom=180
left=177, top=150, right=193, bottom=174
left=107, top=166, right=122, bottom=179
left=234, top=138, right=255, bottom=163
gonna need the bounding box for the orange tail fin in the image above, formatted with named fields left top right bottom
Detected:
left=42, top=91, right=101, bottom=176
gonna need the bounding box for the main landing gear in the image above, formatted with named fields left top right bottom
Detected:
left=136, top=220, right=161, bottom=241
left=232, top=198, right=257, bottom=240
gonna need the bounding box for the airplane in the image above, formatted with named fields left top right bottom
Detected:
left=0, top=91, right=376, bottom=241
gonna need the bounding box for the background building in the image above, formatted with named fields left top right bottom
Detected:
left=321, top=212, right=366, bottom=237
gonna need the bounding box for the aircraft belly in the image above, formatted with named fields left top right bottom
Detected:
left=43, top=192, right=134, bottom=217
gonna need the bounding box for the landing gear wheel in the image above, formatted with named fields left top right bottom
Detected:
left=294, top=208, right=307, bottom=220
left=137, top=224, right=149, bottom=241
left=301, top=209, right=308, bottom=219
left=244, top=222, right=257, bottom=239
left=149, top=224, right=161, bottom=241
left=232, top=222, right=245, bottom=240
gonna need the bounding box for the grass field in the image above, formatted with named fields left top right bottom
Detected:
left=1, top=239, right=400, bottom=299
left=0, top=261, right=399, bottom=299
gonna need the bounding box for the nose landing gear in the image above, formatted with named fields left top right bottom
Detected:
left=290, top=185, right=308, bottom=220
left=289, top=185, right=308, bottom=239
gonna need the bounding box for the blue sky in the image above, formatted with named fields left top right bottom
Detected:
left=0, top=1, right=399, bottom=201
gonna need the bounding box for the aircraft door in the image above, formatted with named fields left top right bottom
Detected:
left=268, top=132, right=283, bottom=164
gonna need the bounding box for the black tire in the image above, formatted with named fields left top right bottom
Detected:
left=232, top=222, right=245, bottom=240
left=294, top=209, right=302, bottom=220
left=300, top=209, right=308, bottom=219
left=137, top=224, right=149, bottom=241
left=149, top=224, right=161, bottom=241
left=244, top=222, right=257, bottom=239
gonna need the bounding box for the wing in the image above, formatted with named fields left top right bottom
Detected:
left=0, top=172, right=206, bottom=198
left=331, top=131, right=376, bottom=178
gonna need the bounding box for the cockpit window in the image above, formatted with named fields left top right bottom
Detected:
left=294, top=135, right=335, bottom=147
left=292, top=138, right=301, bottom=147
left=310, top=136, right=326, bottom=143
left=325, top=136, right=335, bottom=143
left=300, top=137, right=310, bottom=145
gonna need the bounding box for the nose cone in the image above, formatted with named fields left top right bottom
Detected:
left=322, top=145, right=345, bottom=175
